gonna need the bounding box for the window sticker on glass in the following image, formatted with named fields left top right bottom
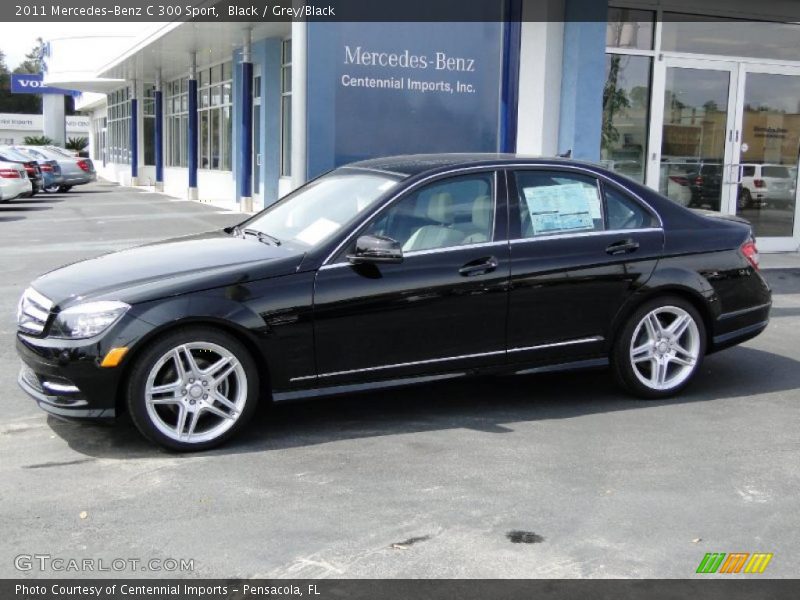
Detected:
left=295, top=217, right=341, bottom=245
left=523, top=184, right=597, bottom=234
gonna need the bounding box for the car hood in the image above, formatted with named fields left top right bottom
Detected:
left=31, top=231, right=306, bottom=308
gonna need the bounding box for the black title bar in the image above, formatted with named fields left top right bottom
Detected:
left=5, top=0, right=800, bottom=22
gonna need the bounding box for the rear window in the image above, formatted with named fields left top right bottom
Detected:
left=762, top=166, right=790, bottom=178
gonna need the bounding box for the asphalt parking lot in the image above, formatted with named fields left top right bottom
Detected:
left=1, top=182, right=799, bottom=578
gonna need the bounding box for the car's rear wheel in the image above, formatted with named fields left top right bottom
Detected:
left=612, top=297, right=706, bottom=399
left=738, top=188, right=752, bottom=210
left=126, top=327, right=259, bottom=451
left=58, top=185, right=72, bottom=193
left=44, top=184, right=61, bottom=193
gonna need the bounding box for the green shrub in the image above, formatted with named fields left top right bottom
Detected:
left=66, top=136, right=89, bottom=152
left=23, top=135, right=53, bottom=145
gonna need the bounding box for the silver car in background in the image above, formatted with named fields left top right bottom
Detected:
left=12, top=146, right=96, bottom=192
left=0, top=160, right=32, bottom=201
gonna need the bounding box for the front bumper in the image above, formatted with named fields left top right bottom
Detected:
left=16, top=333, right=123, bottom=419
left=18, top=364, right=115, bottom=418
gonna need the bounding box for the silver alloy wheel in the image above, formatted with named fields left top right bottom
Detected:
left=144, top=342, right=247, bottom=444
left=629, top=306, right=700, bottom=391
left=44, top=184, right=60, bottom=193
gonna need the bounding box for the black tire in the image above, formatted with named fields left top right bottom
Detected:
left=738, top=189, right=752, bottom=210
left=126, top=326, right=260, bottom=451
left=58, top=185, right=72, bottom=193
left=611, top=296, right=706, bottom=399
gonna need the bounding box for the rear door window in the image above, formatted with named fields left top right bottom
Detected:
left=513, top=171, right=604, bottom=238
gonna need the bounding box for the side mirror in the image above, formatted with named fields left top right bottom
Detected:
left=348, top=234, right=403, bottom=265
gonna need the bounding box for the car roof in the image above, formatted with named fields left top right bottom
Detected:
left=346, top=153, right=599, bottom=177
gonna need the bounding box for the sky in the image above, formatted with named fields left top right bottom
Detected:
left=0, top=23, right=141, bottom=70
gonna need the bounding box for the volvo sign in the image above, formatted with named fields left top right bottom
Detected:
left=10, top=73, right=80, bottom=96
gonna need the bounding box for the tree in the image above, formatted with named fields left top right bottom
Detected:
left=0, top=40, right=78, bottom=115
left=14, top=38, right=44, bottom=74
left=602, top=55, right=631, bottom=151
left=0, top=41, right=43, bottom=113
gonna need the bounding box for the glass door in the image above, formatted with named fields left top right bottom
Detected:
left=731, top=65, right=800, bottom=251
left=649, top=58, right=800, bottom=251
left=648, top=58, right=739, bottom=213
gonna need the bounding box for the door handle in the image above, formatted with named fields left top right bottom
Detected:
left=459, top=256, right=498, bottom=277
left=605, top=239, right=640, bottom=256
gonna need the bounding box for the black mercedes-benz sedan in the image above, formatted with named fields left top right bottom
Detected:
left=16, top=154, right=771, bottom=450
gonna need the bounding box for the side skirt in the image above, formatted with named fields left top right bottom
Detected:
left=272, top=357, right=610, bottom=403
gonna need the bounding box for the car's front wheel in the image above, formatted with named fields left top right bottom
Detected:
left=126, top=327, right=259, bottom=451
left=612, top=297, right=706, bottom=399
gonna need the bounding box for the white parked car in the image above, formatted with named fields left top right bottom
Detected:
left=0, top=160, right=32, bottom=202
left=739, top=164, right=797, bottom=210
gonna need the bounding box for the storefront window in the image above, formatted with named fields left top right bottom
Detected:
left=601, top=54, right=652, bottom=183
left=106, top=88, right=131, bottom=165
left=737, top=72, right=800, bottom=237
left=606, top=7, right=654, bottom=50
left=197, top=61, right=233, bottom=171
left=662, top=14, right=800, bottom=61
left=281, top=39, right=292, bottom=177
left=166, top=78, right=188, bottom=167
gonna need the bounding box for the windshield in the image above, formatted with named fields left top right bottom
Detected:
left=241, top=170, right=400, bottom=248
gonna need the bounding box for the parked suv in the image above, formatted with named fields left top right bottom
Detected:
left=739, top=164, right=796, bottom=210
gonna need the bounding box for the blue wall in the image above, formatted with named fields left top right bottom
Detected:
left=558, top=1, right=608, bottom=161
left=305, top=19, right=507, bottom=180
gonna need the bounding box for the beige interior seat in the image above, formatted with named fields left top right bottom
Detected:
left=403, top=192, right=465, bottom=252
left=459, top=195, right=493, bottom=244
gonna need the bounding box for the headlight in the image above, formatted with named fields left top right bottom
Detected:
left=50, top=301, right=130, bottom=339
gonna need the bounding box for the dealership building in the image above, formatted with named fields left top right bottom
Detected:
left=41, top=0, right=800, bottom=252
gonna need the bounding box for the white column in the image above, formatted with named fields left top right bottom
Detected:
left=290, top=21, right=307, bottom=190
left=43, top=95, right=66, bottom=147
left=516, top=0, right=564, bottom=156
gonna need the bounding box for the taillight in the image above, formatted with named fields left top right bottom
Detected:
left=24, top=164, right=36, bottom=176
left=77, top=159, right=91, bottom=172
left=741, top=239, right=760, bottom=270
left=0, top=168, right=20, bottom=178
left=39, top=163, right=53, bottom=172
left=753, top=179, right=766, bottom=188
left=669, top=175, right=690, bottom=186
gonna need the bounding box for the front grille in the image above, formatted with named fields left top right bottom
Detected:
left=17, top=287, right=53, bottom=334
